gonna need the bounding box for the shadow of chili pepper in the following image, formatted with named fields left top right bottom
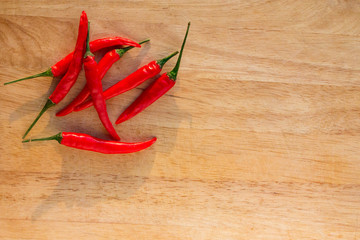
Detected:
left=30, top=140, right=157, bottom=220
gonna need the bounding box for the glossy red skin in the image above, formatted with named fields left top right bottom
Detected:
left=115, top=73, right=175, bottom=124
left=49, top=11, right=88, bottom=104
left=97, top=50, right=121, bottom=79
left=84, top=55, right=120, bottom=141
left=56, top=49, right=121, bottom=116
left=61, top=132, right=156, bottom=154
left=51, top=37, right=140, bottom=77
left=51, top=53, right=74, bottom=77
left=75, top=60, right=162, bottom=112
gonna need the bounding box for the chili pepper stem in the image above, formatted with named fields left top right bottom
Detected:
left=4, top=68, right=53, bottom=85
left=22, top=99, right=55, bottom=139
left=84, top=22, right=94, bottom=58
left=116, top=39, right=150, bottom=57
left=156, top=51, right=179, bottom=69
left=167, top=22, right=191, bottom=81
left=22, top=132, right=62, bottom=143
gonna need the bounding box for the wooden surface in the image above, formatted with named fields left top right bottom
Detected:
left=1, top=1, right=360, bottom=239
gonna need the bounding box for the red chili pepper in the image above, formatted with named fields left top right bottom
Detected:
left=83, top=22, right=120, bottom=140
left=4, top=37, right=140, bottom=85
left=56, top=39, right=150, bottom=117
left=22, top=132, right=157, bottom=154
left=74, top=51, right=178, bottom=112
left=22, top=11, right=88, bottom=139
left=115, top=22, right=190, bottom=124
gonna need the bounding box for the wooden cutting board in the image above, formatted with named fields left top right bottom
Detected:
left=1, top=1, right=359, bottom=239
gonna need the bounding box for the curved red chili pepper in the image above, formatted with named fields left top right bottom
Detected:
left=74, top=51, right=178, bottom=112
left=50, top=15, right=88, bottom=104
left=22, top=132, right=157, bottom=154
left=4, top=37, right=140, bottom=85
left=83, top=22, right=120, bottom=140
left=22, top=11, right=88, bottom=139
left=115, top=74, right=175, bottom=124
left=56, top=39, right=150, bottom=117
left=52, top=37, right=141, bottom=77
left=115, top=22, right=190, bottom=124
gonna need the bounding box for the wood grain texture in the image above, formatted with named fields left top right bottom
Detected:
left=1, top=1, right=360, bottom=239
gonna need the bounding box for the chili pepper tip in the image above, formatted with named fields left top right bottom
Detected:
left=22, top=99, right=56, bottom=139
left=84, top=21, right=94, bottom=58
left=156, top=51, right=179, bottom=69
left=140, top=38, right=150, bottom=44
left=167, top=22, right=190, bottom=81
left=4, top=68, right=54, bottom=85
left=22, top=132, right=62, bottom=143
left=116, top=39, right=150, bottom=57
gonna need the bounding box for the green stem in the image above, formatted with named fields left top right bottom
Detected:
left=22, top=132, right=63, bottom=144
left=84, top=21, right=94, bottom=58
left=116, top=39, right=150, bottom=57
left=156, top=51, right=179, bottom=69
left=4, top=68, right=53, bottom=85
left=22, top=99, right=55, bottom=139
left=167, top=22, right=191, bottom=81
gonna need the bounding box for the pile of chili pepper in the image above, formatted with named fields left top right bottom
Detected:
left=4, top=11, right=190, bottom=154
